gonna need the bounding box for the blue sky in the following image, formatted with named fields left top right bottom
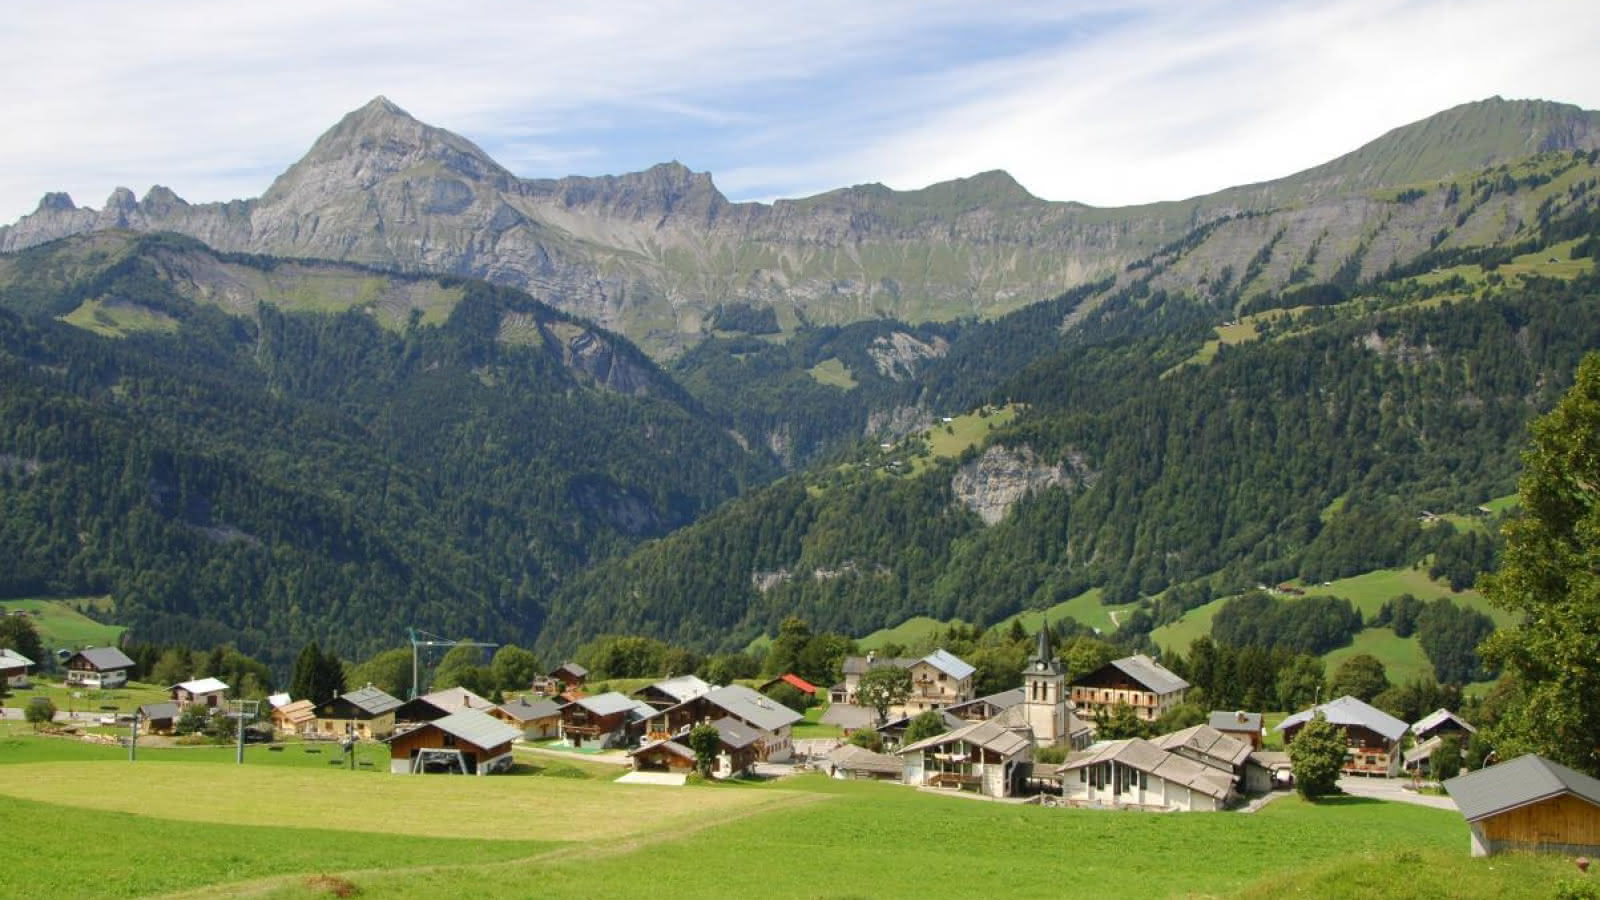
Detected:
left=3, top=0, right=1598, bottom=222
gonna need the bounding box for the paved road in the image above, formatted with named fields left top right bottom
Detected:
left=1337, top=775, right=1457, bottom=810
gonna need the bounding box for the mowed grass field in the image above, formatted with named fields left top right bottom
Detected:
left=0, top=734, right=1578, bottom=899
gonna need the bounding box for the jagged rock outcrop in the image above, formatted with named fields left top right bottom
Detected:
left=5, top=96, right=1598, bottom=358
left=951, top=445, right=1095, bottom=525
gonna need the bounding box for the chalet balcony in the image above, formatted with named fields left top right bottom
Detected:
left=928, top=772, right=982, bottom=788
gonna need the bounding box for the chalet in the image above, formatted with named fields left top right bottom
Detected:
left=645, top=684, right=804, bottom=761
left=1059, top=738, right=1237, bottom=811
left=1412, top=708, right=1476, bottom=743
left=64, top=647, right=135, bottom=689
left=1069, top=655, right=1189, bottom=723
left=492, top=697, right=564, bottom=739
left=1152, top=724, right=1273, bottom=794
left=0, top=649, right=34, bottom=687
left=825, top=744, right=902, bottom=781
left=838, top=649, right=976, bottom=714
left=705, top=716, right=761, bottom=777
left=899, top=719, right=1034, bottom=798
left=386, top=708, right=522, bottom=775
left=271, top=699, right=317, bottom=735
left=1445, top=754, right=1600, bottom=857
left=138, top=701, right=180, bottom=735
left=170, top=677, right=229, bottom=709
left=1276, top=695, right=1408, bottom=777
left=315, top=684, right=403, bottom=740
left=1208, top=710, right=1264, bottom=750
left=559, top=692, right=653, bottom=749
left=394, top=686, right=492, bottom=725
left=534, top=662, right=588, bottom=696
left=629, top=739, right=698, bottom=774
left=758, top=673, right=818, bottom=699
left=633, top=675, right=712, bottom=710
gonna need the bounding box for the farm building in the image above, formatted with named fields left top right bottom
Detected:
left=170, top=677, right=228, bottom=709
left=386, top=708, right=522, bottom=775
left=1152, top=724, right=1273, bottom=794
left=837, top=649, right=976, bottom=715
left=899, top=719, right=1034, bottom=798
left=559, top=692, right=653, bottom=748
left=492, top=697, right=564, bottom=739
left=138, top=702, right=180, bottom=735
left=1412, top=709, right=1476, bottom=743
left=629, top=739, right=698, bottom=774
left=271, top=699, right=316, bottom=735
left=0, top=649, right=34, bottom=687
left=1209, top=711, right=1264, bottom=749
left=757, top=673, right=818, bottom=698
left=64, top=647, right=135, bottom=689
left=1277, top=695, right=1408, bottom=777
left=394, top=686, right=493, bottom=725
left=633, top=675, right=713, bottom=710
left=645, top=684, right=804, bottom=761
left=704, top=717, right=762, bottom=777
left=1069, top=655, right=1189, bottom=723
left=315, top=685, right=403, bottom=740
left=1059, top=738, right=1238, bottom=811
left=534, top=662, right=588, bottom=696
left=825, top=744, right=902, bottom=781
left=1445, top=754, right=1600, bottom=857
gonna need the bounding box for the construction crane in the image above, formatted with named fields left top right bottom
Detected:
left=407, top=628, right=498, bottom=699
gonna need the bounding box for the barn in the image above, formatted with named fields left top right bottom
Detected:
left=1444, top=754, right=1600, bottom=857
left=386, top=708, right=523, bottom=775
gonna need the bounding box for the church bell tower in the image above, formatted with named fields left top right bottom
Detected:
left=1022, top=623, right=1066, bottom=746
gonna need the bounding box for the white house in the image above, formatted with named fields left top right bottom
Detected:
left=1059, top=738, right=1237, bottom=811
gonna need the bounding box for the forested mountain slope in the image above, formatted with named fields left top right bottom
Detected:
left=0, top=233, right=773, bottom=667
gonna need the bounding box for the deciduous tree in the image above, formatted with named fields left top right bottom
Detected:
left=1329, top=654, right=1390, bottom=702
left=1289, top=712, right=1346, bottom=799
left=856, top=667, right=911, bottom=725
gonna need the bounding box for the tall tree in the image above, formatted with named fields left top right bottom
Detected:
left=0, top=616, right=45, bottom=666
left=290, top=642, right=323, bottom=703
left=1328, top=654, right=1390, bottom=702
left=856, top=667, right=911, bottom=725
left=1290, top=712, right=1346, bottom=799
left=1481, top=353, right=1600, bottom=775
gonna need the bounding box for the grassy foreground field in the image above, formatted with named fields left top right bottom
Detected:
left=0, top=734, right=1583, bottom=899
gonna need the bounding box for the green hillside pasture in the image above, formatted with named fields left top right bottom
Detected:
left=806, top=357, right=859, bottom=389
left=58, top=298, right=181, bottom=337
left=1291, top=568, right=1513, bottom=627
left=1324, top=627, right=1431, bottom=686
left=260, top=780, right=1536, bottom=900
left=907, top=404, right=1019, bottom=475
left=0, top=793, right=556, bottom=900
left=0, top=596, right=124, bottom=649
left=1150, top=595, right=1228, bottom=655
left=992, top=588, right=1138, bottom=637
left=857, top=615, right=970, bottom=651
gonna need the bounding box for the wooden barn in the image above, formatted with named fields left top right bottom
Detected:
left=386, top=708, right=523, bottom=775
left=138, top=702, right=180, bottom=736
left=629, top=740, right=698, bottom=774
left=1445, top=754, right=1600, bottom=857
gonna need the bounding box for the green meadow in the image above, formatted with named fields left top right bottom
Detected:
left=0, top=596, right=124, bottom=649
left=0, top=733, right=1576, bottom=899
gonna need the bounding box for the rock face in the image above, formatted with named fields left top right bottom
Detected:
left=5, top=96, right=1599, bottom=358
left=951, top=445, right=1094, bottom=525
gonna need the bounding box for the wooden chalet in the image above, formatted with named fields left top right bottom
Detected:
left=138, top=701, right=180, bottom=736
left=170, top=677, right=229, bottom=709
left=492, top=697, right=564, bottom=739
left=629, top=739, right=698, bottom=774
left=1276, top=695, right=1408, bottom=777
left=64, top=646, right=135, bottom=689
left=1412, top=708, right=1476, bottom=743
left=1069, top=655, right=1189, bottom=723
left=632, top=675, right=712, bottom=710
left=0, top=649, right=34, bottom=687
left=758, top=673, right=818, bottom=698
left=315, top=684, right=403, bottom=740
left=1059, top=738, right=1238, bottom=811
left=271, top=699, right=317, bottom=735
left=898, top=719, right=1034, bottom=798
left=1445, top=754, right=1600, bottom=857
left=394, top=686, right=493, bottom=725
left=705, top=716, right=761, bottom=777
left=643, top=684, right=804, bottom=761
left=1208, top=710, right=1264, bottom=750
left=386, top=708, right=523, bottom=775
left=559, top=692, right=653, bottom=748
left=534, top=662, right=588, bottom=696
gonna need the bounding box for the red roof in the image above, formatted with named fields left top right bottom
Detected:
left=780, top=673, right=818, bottom=694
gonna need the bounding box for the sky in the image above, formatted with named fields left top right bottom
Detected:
left=2, top=0, right=1598, bottom=223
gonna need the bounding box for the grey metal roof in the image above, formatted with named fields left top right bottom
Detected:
left=550, top=661, right=588, bottom=678
left=637, top=675, right=712, bottom=704
left=1108, top=655, right=1190, bottom=695
left=1276, top=695, right=1408, bottom=742
left=630, top=739, right=695, bottom=760
left=710, top=716, right=761, bottom=750
left=418, top=686, right=492, bottom=714
left=702, top=684, right=803, bottom=732
left=1152, top=724, right=1253, bottom=768
left=898, top=719, right=1032, bottom=759
left=1059, top=738, right=1236, bottom=801
left=0, top=657, right=26, bottom=673
left=499, top=697, right=564, bottom=720
left=826, top=744, right=902, bottom=775
left=572, top=691, right=642, bottom=717
left=820, top=704, right=878, bottom=730
left=139, top=702, right=180, bottom=720
left=1208, top=710, right=1262, bottom=732
left=917, top=649, right=976, bottom=681
left=72, top=646, right=135, bottom=671
left=948, top=688, right=1025, bottom=716
left=878, top=709, right=965, bottom=734
left=0, top=648, right=35, bottom=667
left=1412, top=708, right=1476, bottom=737
left=409, top=708, right=522, bottom=749
left=341, top=685, right=403, bottom=716
left=1445, top=754, right=1600, bottom=822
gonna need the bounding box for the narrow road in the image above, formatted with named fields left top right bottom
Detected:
left=1336, top=775, right=1457, bottom=810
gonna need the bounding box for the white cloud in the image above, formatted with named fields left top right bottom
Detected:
left=0, top=0, right=1596, bottom=221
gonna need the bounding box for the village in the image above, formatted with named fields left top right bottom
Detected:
left=6, top=626, right=1595, bottom=866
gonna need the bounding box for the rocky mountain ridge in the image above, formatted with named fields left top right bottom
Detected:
left=4, top=96, right=1598, bottom=356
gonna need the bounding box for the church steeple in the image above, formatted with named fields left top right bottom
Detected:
left=1024, top=621, right=1063, bottom=677
left=1022, top=620, right=1066, bottom=747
